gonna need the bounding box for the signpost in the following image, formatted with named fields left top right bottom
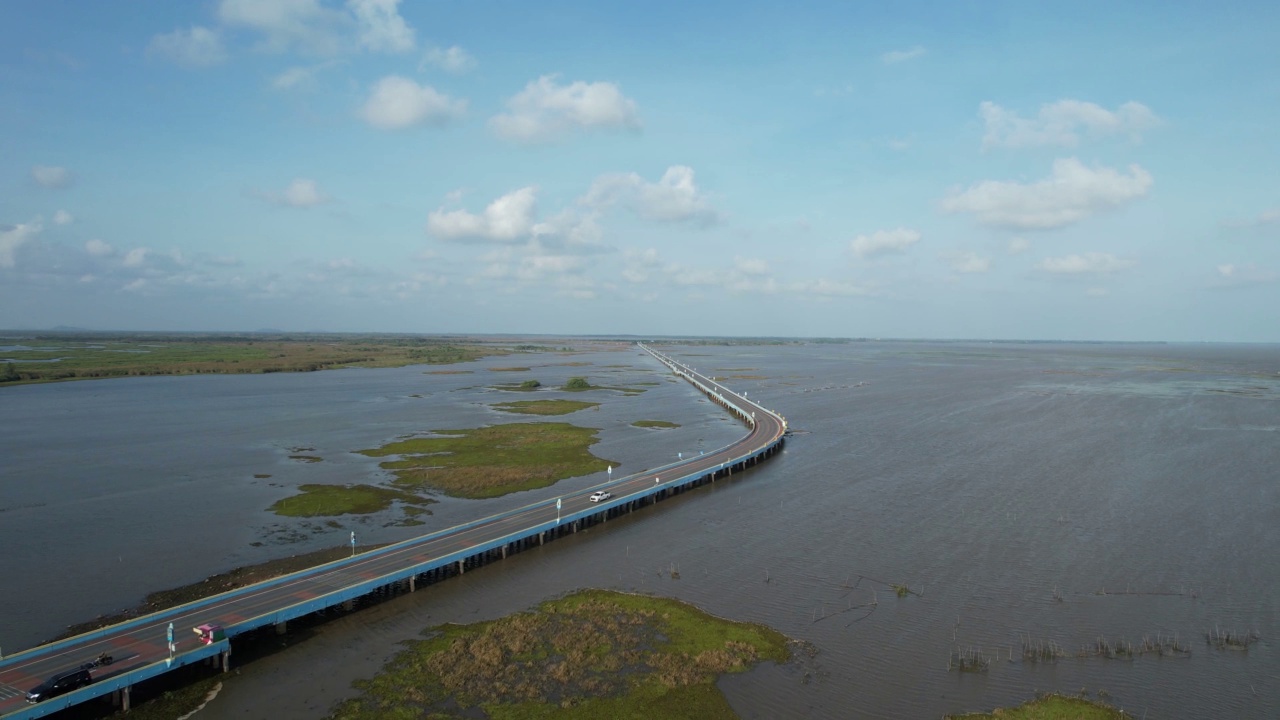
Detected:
left=556, top=497, right=562, bottom=524
left=350, top=531, right=356, bottom=557
left=167, top=622, right=174, bottom=657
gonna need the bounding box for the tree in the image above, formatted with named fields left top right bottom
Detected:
left=564, top=377, right=590, bottom=390
left=1, top=362, right=18, bottom=382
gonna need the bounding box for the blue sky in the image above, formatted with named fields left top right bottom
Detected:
left=2, top=1, right=1278, bottom=341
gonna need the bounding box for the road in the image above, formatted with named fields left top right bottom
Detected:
left=0, top=344, right=786, bottom=718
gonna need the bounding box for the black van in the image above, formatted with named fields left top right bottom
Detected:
left=25, top=667, right=92, bottom=703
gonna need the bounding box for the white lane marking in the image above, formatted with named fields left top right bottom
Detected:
left=0, top=681, right=25, bottom=700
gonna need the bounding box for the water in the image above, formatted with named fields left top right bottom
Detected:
left=2, top=342, right=1277, bottom=718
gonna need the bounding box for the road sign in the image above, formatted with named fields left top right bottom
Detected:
left=556, top=498, right=562, bottom=510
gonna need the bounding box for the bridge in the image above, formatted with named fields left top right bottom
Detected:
left=0, top=344, right=787, bottom=718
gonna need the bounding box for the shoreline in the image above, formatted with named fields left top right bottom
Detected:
left=47, top=543, right=389, bottom=646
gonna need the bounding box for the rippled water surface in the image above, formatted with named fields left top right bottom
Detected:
left=3, top=342, right=1277, bottom=718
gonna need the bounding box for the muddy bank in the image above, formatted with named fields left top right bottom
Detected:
left=51, top=544, right=388, bottom=643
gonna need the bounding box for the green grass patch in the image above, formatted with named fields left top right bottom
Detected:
left=0, top=333, right=512, bottom=387
left=632, top=420, right=680, bottom=429
left=328, top=589, right=790, bottom=720
left=357, top=423, right=616, bottom=499
left=269, top=483, right=432, bottom=517
left=491, top=366, right=532, bottom=372
left=491, top=379, right=543, bottom=392
left=289, top=454, right=322, bottom=463
left=562, top=376, right=646, bottom=395
left=493, top=400, right=600, bottom=416
left=946, top=694, right=1129, bottom=719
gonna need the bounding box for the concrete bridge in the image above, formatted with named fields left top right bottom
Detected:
left=0, top=344, right=787, bottom=718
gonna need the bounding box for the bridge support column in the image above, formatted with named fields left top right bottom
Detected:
left=221, top=648, right=230, bottom=673
left=343, top=599, right=354, bottom=611
left=501, top=545, right=508, bottom=559
left=457, top=560, right=465, bottom=575
left=409, top=575, right=416, bottom=593
left=539, top=532, right=545, bottom=545
left=122, top=686, right=131, bottom=712
left=275, top=621, right=287, bottom=635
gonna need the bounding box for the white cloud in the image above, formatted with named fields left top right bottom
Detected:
left=0, top=219, right=42, bottom=268
left=881, top=46, right=926, bottom=64
left=218, top=0, right=346, bottom=55
left=949, top=252, right=990, bottom=274
left=420, top=44, right=474, bottom=73
left=54, top=210, right=74, bottom=225
left=348, top=0, right=414, bottom=53
left=205, top=254, right=242, bottom=267
left=850, top=228, right=920, bottom=259
left=1215, top=263, right=1278, bottom=286
left=1037, top=252, right=1135, bottom=274
left=360, top=75, right=466, bottom=129
left=735, top=257, right=770, bottom=276
left=271, top=63, right=334, bottom=90
left=621, top=247, right=662, bottom=283
left=941, top=158, right=1152, bottom=230
left=284, top=178, right=330, bottom=207
left=122, top=247, right=150, bottom=268
left=1224, top=207, right=1280, bottom=228
left=147, top=26, right=227, bottom=67
left=85, top=238, right=114, bottom=257
left=582, top=166, right=717, bottom=225
left=531, top=210, right=606, bottom=250
left=490, top=75, right=640, bottom=143
left=31, top=165, right=73, bottom=189
left=427, top=187, right=538, bottom=243
left=791, top=279, right=874, bottom=297
left=617, top=247, right=776, bottom=295
left=475, top=241, right=599, bottom=298
left=1008, top=237, right=1030, bottom=254
left=980, top=99, right=1159, bottom=149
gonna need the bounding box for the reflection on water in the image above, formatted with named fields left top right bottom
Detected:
left=3, top=342, right=1278, bottom=718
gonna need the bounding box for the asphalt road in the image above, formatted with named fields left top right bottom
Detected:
left=0, top=344, right=785, bottom=716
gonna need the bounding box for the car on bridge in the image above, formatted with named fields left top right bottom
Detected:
left=26, top=667, right=92, bottom=703
left=589, top=491, right=612, bottom=502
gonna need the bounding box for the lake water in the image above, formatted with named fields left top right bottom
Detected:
left=2, top=342, right=1277, bottom=718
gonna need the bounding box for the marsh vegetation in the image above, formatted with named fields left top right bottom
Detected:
left=328, top=589, right=790, bottom=719
left=492, top=399, right=600, bottom=415
left=946, top=693, right=1129, bottom=719
left=269, top=483, right=432, bottom=518
left=0, top=333, right=513, bottom=386
left=358, top=423, right=616, bottom=499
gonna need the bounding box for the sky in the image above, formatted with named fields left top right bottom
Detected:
left=2, top=1, right=1278, bottom=341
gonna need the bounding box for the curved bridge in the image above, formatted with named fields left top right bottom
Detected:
left=0, top=343, right=787, bottom=718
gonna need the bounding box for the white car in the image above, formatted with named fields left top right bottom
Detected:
left=589, top=490, right=612, bottom=502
